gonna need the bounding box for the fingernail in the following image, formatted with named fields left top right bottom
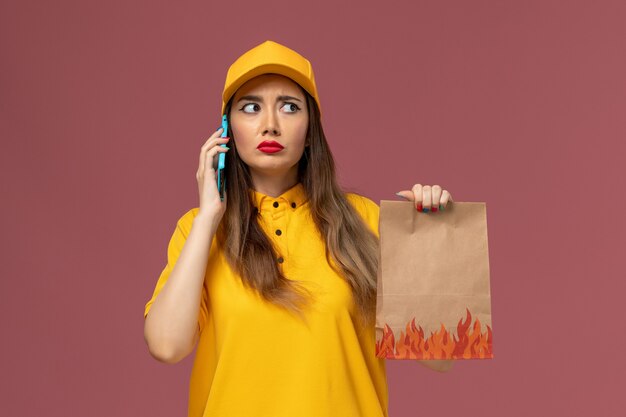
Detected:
left=431, top=206, right=438, bottom=212
left=439, top=204, right=445, bottom=211
left=417, top=204, right=423, bottom=211
left=395, top=192, right=408, bottom=200
left=423, top=207, right=429, bottom=213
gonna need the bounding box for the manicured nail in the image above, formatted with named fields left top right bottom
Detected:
left=439, top=204, right=445, bottom=211
left=417, top=204, right=423, bottom=211
left=423, top=207, right=430, bottom=213
left=395, top=192, right=408, bottom=200
left=431, top=206, right=438, bottom=212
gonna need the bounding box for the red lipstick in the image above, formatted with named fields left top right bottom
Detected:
left=257, top=140, right=284, bottom=154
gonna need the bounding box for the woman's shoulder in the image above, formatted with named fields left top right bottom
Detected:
left=344, top=192, right=379, bottom=235
left=173, top=207, right=201, bottom=234
left=345, top=192, right=379, bottom=215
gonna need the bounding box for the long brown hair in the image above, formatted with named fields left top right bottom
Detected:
left=216, top=87, right=379, bottom=329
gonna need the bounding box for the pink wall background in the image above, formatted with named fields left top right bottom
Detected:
left=2, top=1, right=625, bottom=416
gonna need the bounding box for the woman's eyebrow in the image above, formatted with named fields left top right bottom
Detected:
left=277, top=95, right=303, bottom=103
left=236, top=95, right=303, bottom=103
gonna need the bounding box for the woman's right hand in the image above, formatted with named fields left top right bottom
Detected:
left=196, top=127, right=230, bottom=226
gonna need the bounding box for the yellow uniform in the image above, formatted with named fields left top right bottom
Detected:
left=144, top=182, right=388, bottom=417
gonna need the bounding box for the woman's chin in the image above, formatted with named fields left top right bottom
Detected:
left=247, top=161, right=298, bottom=177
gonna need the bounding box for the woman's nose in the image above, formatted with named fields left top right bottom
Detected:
left=262, top=110, right=280, bottom=136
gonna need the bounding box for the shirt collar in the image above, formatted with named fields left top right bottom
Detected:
left=250, top=182, right=308, bottom=213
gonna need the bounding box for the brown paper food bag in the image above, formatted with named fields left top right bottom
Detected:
left=375, top=201, right=493, bottom=360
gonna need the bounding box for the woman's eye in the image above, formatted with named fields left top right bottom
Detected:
left=241, top=103, right=260, bottom=113
left=282, top=103, right=300, bottom=113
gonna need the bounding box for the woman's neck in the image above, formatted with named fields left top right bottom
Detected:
left=250, top=168, right=299, bottom=198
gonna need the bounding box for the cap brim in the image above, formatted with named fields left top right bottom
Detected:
left=221, top=63, right=318, bottom=116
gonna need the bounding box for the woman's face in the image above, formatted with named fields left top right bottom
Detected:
left=229, top=74, right=309, bottom=184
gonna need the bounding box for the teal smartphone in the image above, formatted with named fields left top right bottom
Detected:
left=217, top=115, right=228, bottom=201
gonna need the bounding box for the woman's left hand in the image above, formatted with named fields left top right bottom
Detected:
left=395, top=184, right=453, bottom=212
left=395, top=183, right=456, bottom=374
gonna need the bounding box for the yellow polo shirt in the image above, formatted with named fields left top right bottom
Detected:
left=144, top=182, right=388, bottom=417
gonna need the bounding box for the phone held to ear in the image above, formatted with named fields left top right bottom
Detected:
left=217, top=115, right=228, bottom=201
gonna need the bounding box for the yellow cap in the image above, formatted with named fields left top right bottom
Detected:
left=221, top=40, right=322, bottom=117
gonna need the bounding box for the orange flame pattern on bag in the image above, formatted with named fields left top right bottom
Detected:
left=375, top=308, right=493, bottom=359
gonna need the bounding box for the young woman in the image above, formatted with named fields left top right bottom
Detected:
left=144, top=40, right=454, bottom=417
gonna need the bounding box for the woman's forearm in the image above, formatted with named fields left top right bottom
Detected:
left=143, top=214, right=216, bottom=364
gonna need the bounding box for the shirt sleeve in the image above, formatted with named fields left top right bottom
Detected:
left=143, top=208, right=209, bottom=333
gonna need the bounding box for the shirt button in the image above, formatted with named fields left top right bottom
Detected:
left=291, top=202, right=296, bottom=208
left=275, top=229, right=282, bottom=236
left=277, top=257, right=284, bottom=263
left=273, top=201, right=279, bottom=208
